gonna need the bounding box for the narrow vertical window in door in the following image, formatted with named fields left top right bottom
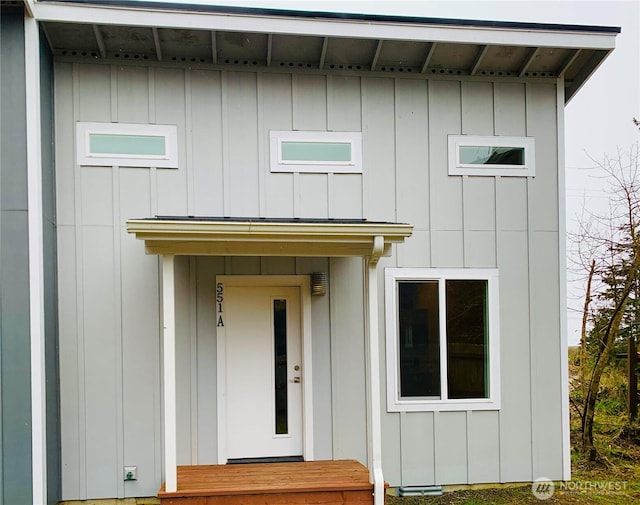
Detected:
left=274, top=299, right=288, bottom=435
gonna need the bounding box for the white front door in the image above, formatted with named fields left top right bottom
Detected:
left=224, top=285, right=303, bottom=460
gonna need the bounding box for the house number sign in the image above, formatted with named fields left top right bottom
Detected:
left=216, top=282, right=224, bottom=327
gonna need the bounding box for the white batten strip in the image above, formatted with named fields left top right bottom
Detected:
left=300, top=276, right=315, bottom=461
left=25, top=14, right=47, bottom=505
left=189, top=257, right=198, bottom=464
left=162, top=255, right=177, bottom=492
left=557, top=78, right=571, bottom=481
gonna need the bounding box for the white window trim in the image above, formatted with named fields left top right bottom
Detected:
left=76, top=122, right=178, bottom=168
left=384, top=268, right=501, bottom=412
left=448, top=135, right=535, bottom=177
left=270, top=130, right=362, bottom=173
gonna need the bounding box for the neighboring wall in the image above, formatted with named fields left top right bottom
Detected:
left=55, top=60, right=562, bottom=498
left=0, top=6, right=32, bottom=505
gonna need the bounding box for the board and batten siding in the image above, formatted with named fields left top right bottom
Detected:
left=381, top=78, right=562, bottom=486
left=55, top=60, right=563, bottom=498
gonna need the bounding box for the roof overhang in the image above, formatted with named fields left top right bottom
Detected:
left=126, top=217, right=413, bottom=257
left=32, top=0, right=619, bottom=103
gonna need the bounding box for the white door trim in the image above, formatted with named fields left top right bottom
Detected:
left=215, top=275, right=314, bottom=464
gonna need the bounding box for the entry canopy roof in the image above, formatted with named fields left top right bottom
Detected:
left=126, top=216, right=413, bottom=257
left=31, top=0, right=620, bottom=102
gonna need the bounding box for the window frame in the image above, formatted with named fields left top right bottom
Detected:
left=76, top=122, right=179, bottom=168
left=448, top=135, right=535, bottom=177
left=384, top=268, right=501, bottom=412
left=269, top=130, right=362, bottom=173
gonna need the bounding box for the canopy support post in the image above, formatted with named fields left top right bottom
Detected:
left=162, top=254, right=177, bottom=492
left=365, top=236, right=385, bottom=505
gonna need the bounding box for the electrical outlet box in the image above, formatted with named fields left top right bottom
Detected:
left=124, top=466, right=137, bottom=481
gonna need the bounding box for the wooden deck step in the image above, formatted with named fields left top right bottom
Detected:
left=158, top=460, right=376, bottom=505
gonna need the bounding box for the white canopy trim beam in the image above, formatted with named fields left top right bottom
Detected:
left=127, top=218, right=413, bottom=257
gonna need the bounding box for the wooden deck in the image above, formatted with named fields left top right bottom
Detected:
left=158, top=460, right=376, bottom=505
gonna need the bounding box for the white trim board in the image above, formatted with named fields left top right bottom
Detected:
left=556, top=78, right=571, bottom=482
left=25, top=14, right=48, bottom=505
left=215, top=275, right=314, bottom=464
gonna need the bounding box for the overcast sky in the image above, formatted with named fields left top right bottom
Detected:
left=147, top=0, right=640, bottom=344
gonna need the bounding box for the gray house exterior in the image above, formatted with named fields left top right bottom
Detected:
left=0, top=1, right=619, bottom=504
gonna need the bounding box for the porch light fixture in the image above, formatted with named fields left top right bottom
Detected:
left=311, top=272, right=327, bottom=296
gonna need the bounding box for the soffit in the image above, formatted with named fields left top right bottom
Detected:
left=33, top=1, right=619, bottom=103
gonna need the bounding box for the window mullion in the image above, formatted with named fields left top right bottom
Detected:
left=438, top=278, right=448, bottom=402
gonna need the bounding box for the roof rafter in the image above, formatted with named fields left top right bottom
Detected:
left=557, top=48, right=582, bottom=77
left=152, top=27, right=162, bottom=61
left=470, top=44, right=489, bottom=75
left=421, top=42, right=437, bottom=73
left=92, top=24, right=106, bottom=58
left=519, top=47, right=540, bottom=77
left=319, top=36, right=329, bottom=69
left=267, top=33, right=273, bottom=67
left=371, top=40, right=384, bottom=71
left=211, top=30, right=217, bottom=64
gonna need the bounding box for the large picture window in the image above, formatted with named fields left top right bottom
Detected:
left=385, top=268, right=501, bottom=411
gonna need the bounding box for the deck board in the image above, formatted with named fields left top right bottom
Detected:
left=158, top=460, right=374, bottom=500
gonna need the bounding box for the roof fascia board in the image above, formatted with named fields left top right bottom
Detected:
left=33, top=0, right=621, bottom=33
left=32, top=2, right=617, bottom=50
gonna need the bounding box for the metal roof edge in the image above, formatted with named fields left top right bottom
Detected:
left=36, top=0, right=622, bottom=35
left=126, top=217, right=414, bottom=234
